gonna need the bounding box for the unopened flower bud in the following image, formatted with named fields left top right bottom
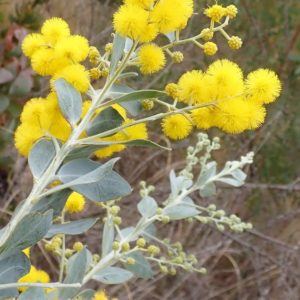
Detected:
left=73, top=242, right=84, bottom=252
left=112, top=241, right=120, bottom=251
left=172, top=51, right=184, bottom=63
left=200, top=28, right=214, bottom=41
left=126, top=257, right=136, bottom=265
left=136, top=238, right=146, bottom=248
left=121, top=242, right=130, bottom=252
left=142, top=99, right=154, bottom=111
left=228, top=36, right=243, bottom=50
left=203, top=42, right=218, bottom=56
left=147, top=245, right=160, bottom=255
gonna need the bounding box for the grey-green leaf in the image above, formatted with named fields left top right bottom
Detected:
left=59, top=248, right=88, bottom=300
left=93, top=267, right=133, bottom=284
left=18, top=287, right=46, bottom=300
left=87, top=107, right=124, bottom=136
left=45, top=218, right=98, bottom=238
left=75, top=290, right=95, bottom=300
left=102, top=217, right=115, bottom=256
left=28, top=139, right=56, bottom=179
left=58, top=158, right=131, bottom=202
left=125, top=252, right=153, bottom=279
left=164, top=197, right=199, bottom=220
left=31, top=189, right=72, bottom=218
left=138, top=196, right=158, bottom=218
left=0, top=210, right=53, bottom=259
left=54, top=78, right=82, bottom=126
left=0, top=252, right=30, bottom=299
left=109, top=34, right=125, bottom=77
left=200, top=182, right=216, bottom=197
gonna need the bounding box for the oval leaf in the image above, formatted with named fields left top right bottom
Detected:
left=102, top=217, right=115, bottom=256
left=54, top=78, right=82, bottom=126
left=45, top=218, right=98, bottom=238
left=28, top=139, right=56, bottom=178
left=109, top=34, right=125, bottom=77
left=0, top=252, right=30, bottom=299
left=93, top=267, right=133, bottom=284
left=138, top=196, right=158, bottom=218
left=87, top=107, right=124, bottom=136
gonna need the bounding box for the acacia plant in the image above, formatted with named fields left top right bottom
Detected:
left=0, top=1, right=281, bottom=299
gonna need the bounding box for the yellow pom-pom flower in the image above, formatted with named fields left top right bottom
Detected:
left=204, top=4, right=226, bottom=23
left=124, top=0, right=154, bottom=9
left=52, top=64, right=90, bottom=93
left=150, top=0, right=193, bottom=33
left=41, top=17, right=70, bottom=45
left=245, top=69, right=281, bottom=104
left=55, top=35, right=90, bottom=63
left=177, top=70, right=209, bottom=105
left=93, top=290, right=108, bottom=300
left=65, top=192, right=85, bottom=213
left=114, top=5, right=158, bottom=43
left=14, top=123, right=43, bottom=157
left=206, top=59, right=244, bottom=101
left=203, top=42, right=218, bottom=56
left=162, top=114, right=193, bottom=140
left=22, top=33, right=46, bottom=58
left=18, top=265, right=50, bottom=292
left=215, top=98, right=266, bottom=134
left=138, top=44, right=165, bottom=74
left=31, top=48, right=55, bottom=76
left=191, top=107, right=217, bottom=130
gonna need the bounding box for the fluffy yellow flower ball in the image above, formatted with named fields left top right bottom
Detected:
left=138, top=44, right=165, bottom=74
left=113, top=4, right=158, bottom=42
left=177, top=70, right=209, bottom=105
left=22, top=33, right=46, bottom=58
left=65, top=192, right=85, bottom=213
left=124, top=0, right=154, bottom=8
left=52, top=64, right=90, bottom=93
left=18, top=265, right=50, bottom=292
left=191, top=107, right=217, bottom=130
left=206, top=59, right=244, bottom=101
left=55, top=35, right=90, bottom=63
left=93, top=290, right=108, bottom=300
left=15, top=94, right=71, bottom=156
left=41, top=17, right=70, bottom=45
left=215, top=98, right=266, bottom=134
left=150, top=0, right=194, bottom=33
left=162, top=114, right=192, bottom=140
left=245, top=69, right=282, bottom=104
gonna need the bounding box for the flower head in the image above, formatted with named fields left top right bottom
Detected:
left=65, top=192, right=85, bottom=213
left=206, top=59, right=244, bottom=100
left=93, top=290, right=108, bottom=300
left=245, top=69, right=281, bottom=104
left=22, top=33, right=46, bottom=58
left=191, top=107, right=217, bottom=129
left=203, top=42, right=218, bottom=56
left=114, top=5, right=158, bottom=42
left=150, top=0, right=193, bottom=33
left=41, top=17, right=70, bottom=44
left=138, top=44, right=165, bottom=74
left=177, top=70, right=209, bottom=104
left=52, top=64, right=90, bottom=93
left=204, top=4, right=226, bottom=23
left=55, top=35, right=89, bottom=63
left=162, top=114, right=193, bottom=140
left=18, top=266, right=50, bottom=292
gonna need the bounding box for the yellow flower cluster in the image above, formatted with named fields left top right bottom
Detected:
left=65, top=192, right=86, bottom=213
left=18, top=265, right=50, bottom=292
left=22, top=18, right=90, bottom=92
left=93, top=290, right=109, bottom=300
left=14, top=93, right=71, bottom=156
left=204, top=4, right=238, bottom=23
left=114, top=0, right=193, bottom=41
left=82, top=102, right=148, bottom=158
left=162, top=59, right=281, bottom=139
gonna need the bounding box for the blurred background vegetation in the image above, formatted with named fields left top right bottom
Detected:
left=0, top=0, right=300, bottom=299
